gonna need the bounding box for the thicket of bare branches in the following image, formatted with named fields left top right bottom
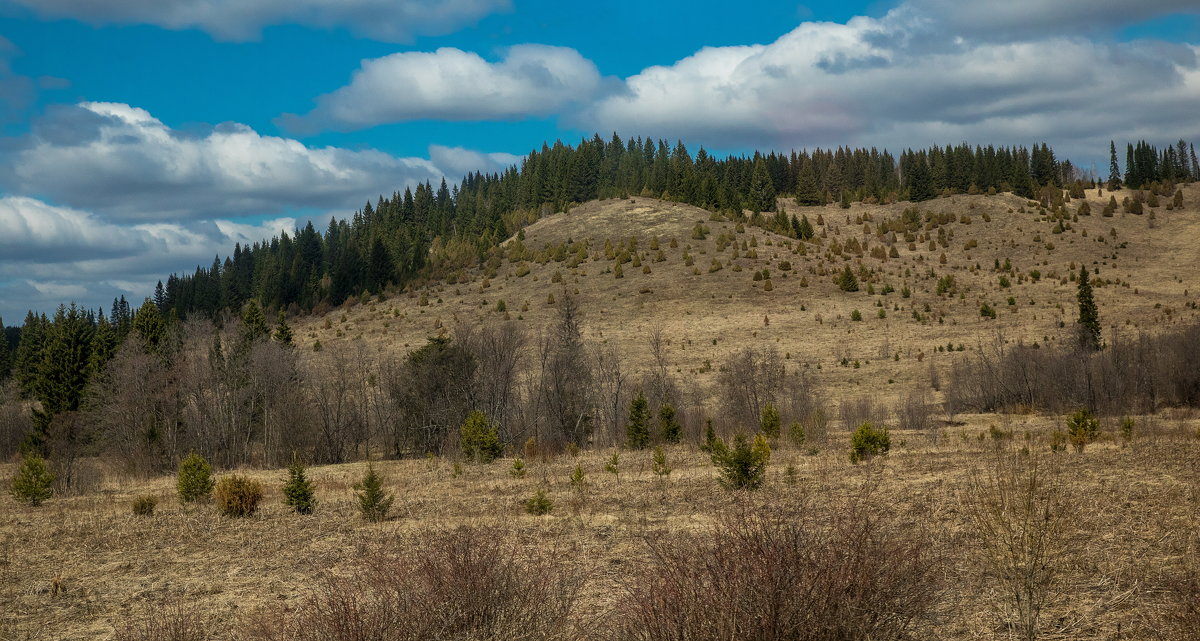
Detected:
left=945, top=324, right=1200, bottom=416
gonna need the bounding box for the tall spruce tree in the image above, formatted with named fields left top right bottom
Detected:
left=29, top=304, right=94, bottom=454
left=748, top=156, right=776, bottom=212
left=626, top=391, right=650, bottom=449
left=1077, top=266, right=1101, bottom=351
left=0, top=316, right=9, bottom=380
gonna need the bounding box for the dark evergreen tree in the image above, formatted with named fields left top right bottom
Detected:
left=131, top=298, right=166, bottom=354
left=658, top=403, right=682, bottom=444
left=0, top=316, right=9, bottom=381
left=1077, top=266, right=1101, bottom=351
left=240, top=300, right=270, bottom=345
left=29, top=304, right=94, bottom=454
left=905, top=153, right=935, bottom=202
left=626, top=391, right=650, bottom=449
left=748, top=156, right=776, bottom=212
left=13, top=311, right=48, bottom=397
left=273, top=311, right=294, bottom=347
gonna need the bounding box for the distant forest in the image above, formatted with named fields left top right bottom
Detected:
left=145, top=136, right=1200, bottom=320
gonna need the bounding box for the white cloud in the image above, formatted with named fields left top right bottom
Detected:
left=5, top=0, right=510, bottom=42
left=581, top=3, right=1200, bottom=160
left=0, top=195, right=299, bottom=320
left=280, top=45, right=603, bottom=132
left=429, top=145, right=522, bottom=177
left=4, top=102, right=458, bottom=222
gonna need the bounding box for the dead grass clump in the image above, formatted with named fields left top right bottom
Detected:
left=214, top=475, right=264, bottom=518
left=609, top=494, right=944, bottom=641
left=251, top=526, right=582, bottom=641
left=116, top=602, right=209, bottom=641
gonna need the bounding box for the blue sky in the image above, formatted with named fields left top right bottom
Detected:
left=0, top=0, right=1198, bottom=323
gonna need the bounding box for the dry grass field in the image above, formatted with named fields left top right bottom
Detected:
left=2, top=418, right=1199, bottom=640
left=4, top=185, right=1200, bottom=640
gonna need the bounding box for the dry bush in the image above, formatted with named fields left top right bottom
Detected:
left=116, top=602, right=209, bottom=641
left=251, top=526, right=583, bottom=641
left=839, top=397, right=884, bottom=432
left=895, top=387, right=933, bottom=433
left=964, top=452, right=1074, bottom=641
left=609, top=492, right=944, bottom=641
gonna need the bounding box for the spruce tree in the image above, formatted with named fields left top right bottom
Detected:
left=0, top=315, right=9, bottom=380
left=282, top=455, right=317, bottom=515
left=240, top=300, right=270, bottom=344
left=626, top=391, right=650, bottom=449
left=131, top=298, right=165, bottom=353
left=460, top=410, right=502, bottom=463
left=354, top=464, right=394, bottom=522
left=760, top=403, right=781, bottom=438
left=30, top=303, right=94, bottom=454
left=13, top=311, right=47, bottom=396
left=837, top=265, right=860, bottom=292
left=748, top=157, right=776, bottom=213
left=1108, top=141, right=1122, bottom=191
left=1077, top=266, right=1101, bottom=351
left=273, top=311, right=294, bottom=347
left=658, top=403, right=682, bottom=444
left=794, top=160, right=822, bottom=206
left=797, top=214, right=814, bottom=240
left=9, top=453, right=54, bottom=506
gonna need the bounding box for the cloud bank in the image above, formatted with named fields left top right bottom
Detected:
left=3, top=0, right=510, bottom=42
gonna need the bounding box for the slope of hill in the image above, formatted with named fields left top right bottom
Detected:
left=299, top=184, right=1200, bottom=406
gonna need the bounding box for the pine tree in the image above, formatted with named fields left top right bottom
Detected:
left=273, top=311, right=294, bottom=347
left=794, top=159, right=822, bottom=206
left=906, top=153, right=936, bottom=202
left=0, top=315, right=9, bottom=380
left=760, top=403, right=781, bottom=438
left=131, top=298, right=165, bottom=353
left=30, top=304, right=94, bottom=454
left=354, top=464, right=394, bottom=522
left=1077, top=266, right=1101, bottom=351
left=240, top=300, right=270, bottom=345
left=626, top=391, right=650, bottom=449
left=13, top=311, right=47, bottom=396
left=748, top=156, right=776, bottom=212
left=282, top=455, right=317, bottom=515
left=837, top=265, right=860, bottom=292
left=658, top=403, right=682, bottom=444
left=9, top=453, right=54, bottom=506
left=797, top=214, right=814, bottom=240
left=460, top=410, right=502, bottom=463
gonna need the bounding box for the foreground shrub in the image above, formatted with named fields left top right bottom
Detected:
left=131, top=495, right=158, bottom=516
left=176, top=453, right=214, bottom=503
left=116, top=602, right=208, bottom=641
left=215, top=475, right=264, bottom=518
left=850, top=422, right=891, bottom=463
left=355, top=464, right=394, bottom=522
left=250, top=527, right=582, bottom=641
left=282, top=457, right=316, bottom=515
left=610, top=497, right=943, bottom=641
left=9, top=454, right=54, bottom=506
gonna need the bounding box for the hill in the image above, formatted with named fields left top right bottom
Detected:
left=300, top=184, right=1200, bottom=407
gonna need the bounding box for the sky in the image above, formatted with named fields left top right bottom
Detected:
left=0, top=0, right=1198, bottom=324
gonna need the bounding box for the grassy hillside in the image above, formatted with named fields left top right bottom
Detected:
left=302, top=184, right=1200, bottom=406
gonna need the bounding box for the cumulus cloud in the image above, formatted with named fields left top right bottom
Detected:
left=581, top=2, right=1200, bottom=160
left=280, top=45, right=603, bottom=132
left=3, top=101, right=451, bottom=222
left=4, top=0, right=510, bottom=43
left=0, top=102, right=526, bottom=320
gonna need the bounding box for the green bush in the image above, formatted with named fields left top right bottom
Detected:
left=837, top=266, right=860, bottom=292
left=355, top=464, right=394, bottom=522
left=760, top=403, right=781, bottom=438
left=460, top=410, right=503, bottom=463
left=849, top=422, right=891, bottom=463
left=652, top=446, right=671, bottom=477
left=509, top=457, right=527, bottom=478
left=1119, top=416, right=1135, bottom=442
left=131, top=495, right=157, bottom=516
left=711, top=434, right=770, bottom=490
left=177, top=453, right=214, bottom=503
left=282, top=457, right=317, bottom=515
left=524, top=488, right=553, bottom=515
left=214, top=475, right=264, bottom=517
left=9, top=454, right=54, bottom=506
left=1066, top=409, right=1099, bottom=453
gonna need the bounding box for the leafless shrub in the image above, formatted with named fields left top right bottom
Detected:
left=895, top=387, right=933, bottom=433
left=718, top=346, right=786, bottom=430
left=0, top=380, right=32, bottom=460
left=609, top=491, right=944, bottom=641
left=251, top=526, right=583, bottom=641
left=116, top=602, right=209, bottom=641
left=964, top=452, right=1074, bottom=641
left=840, top=396, right=884, bottom=432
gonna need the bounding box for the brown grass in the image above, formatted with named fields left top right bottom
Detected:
left=2, top=419, right=1199, bottom=639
